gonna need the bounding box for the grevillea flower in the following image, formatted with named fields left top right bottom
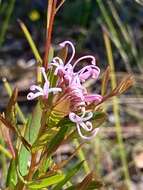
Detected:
left=69, top=112, right=99, bottom=140
left=27, top=67, right=62, bottom=100
left=27, top=41, right=102, bottom=140
left=51, top=41, right=102, bottom=110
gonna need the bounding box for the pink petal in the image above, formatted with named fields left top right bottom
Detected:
left=78, top=65, right=100, bottom=82
left=84, top=94, right=102, bottom=103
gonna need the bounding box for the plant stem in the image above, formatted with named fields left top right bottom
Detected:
left=27, top=153, right=37, bottom=181
left=44, top=0, right=57, bottom=70
left=0, top=143, right=12, bottom=159
left=103, top=28, right=131, bottom=189
left=0, top=139, right=7, bottom=183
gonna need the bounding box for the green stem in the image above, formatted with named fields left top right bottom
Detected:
left=103, top=29, right=131, bottom=189
left=0, top=139, right=7, bottom=183
left=0, top=143, right=12, bottom=159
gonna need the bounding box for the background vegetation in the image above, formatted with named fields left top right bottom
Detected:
left=0, top=0, right=143, bottom=189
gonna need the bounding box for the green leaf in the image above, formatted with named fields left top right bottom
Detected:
left=18, top=146, right=30, bottom=176
left=29, top=102, right=42, bottom=144
left=53, top=161, right=84, bottom=190
left=18, top=102, right=42, bottom=176
left=27, top=174, right=65, bottom=189
left=48, top=98, right=70, bottom=128
left=6, top=159, right=17, bottom=189
left=46, top=124, right=69, bottom=156
left=31, top=128, right=57, bottom=152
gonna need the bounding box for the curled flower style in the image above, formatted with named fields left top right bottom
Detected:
left=69, top=112, right=99, bottom=140
left=51, top=41, right=100, bottom=85
left=27, top=67, right=62, bottom=100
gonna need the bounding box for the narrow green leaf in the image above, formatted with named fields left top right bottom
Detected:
left=27, top=174, right=65, bottom=189
left=53, top=161, right=84, bottom=190
left=19, top=20, right=42, bottom=64
left=29, top=102, right=42, bottom=144
left=18, top=102, right=42, bottom=176
left=18, top=146, right=30, bottom=176
left=31, top=128, right=57, bottom=152
left=6, top=159, right=17, bottom=189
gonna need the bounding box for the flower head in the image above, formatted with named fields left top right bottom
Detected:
left=27, top=67, right=62, bottom=100
left=27, top=40, right=102, bottom=140
left=50, top=41, right=102, bottom=111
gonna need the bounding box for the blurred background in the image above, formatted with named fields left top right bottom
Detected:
left=0, top=0, right=143, bottom=189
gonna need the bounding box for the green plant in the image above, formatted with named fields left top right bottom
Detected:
left=0, top=1, right=133, bottom=189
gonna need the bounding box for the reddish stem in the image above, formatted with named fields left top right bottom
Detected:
left=44, top=0, right=57, bottom=70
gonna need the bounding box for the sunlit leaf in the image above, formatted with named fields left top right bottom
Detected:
left=48, top=98, right=70, bottom=127
left=19, top=20, right=42, bottom=64
left=31, top=128, right=58, bottom=152
left=27, top=174, right=65, bottom=189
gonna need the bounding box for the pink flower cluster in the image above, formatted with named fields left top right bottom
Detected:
left=27, top=41, right=102, bottom=140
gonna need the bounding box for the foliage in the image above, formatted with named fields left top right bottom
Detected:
left=0, top=0, right=133, bottom=189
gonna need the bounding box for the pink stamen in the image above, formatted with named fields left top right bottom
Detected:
left=73, top=55, right=96, bottom=68
left=27, top=67, right=62, bottom=100
left=59, top=41, right=75, bottom=65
